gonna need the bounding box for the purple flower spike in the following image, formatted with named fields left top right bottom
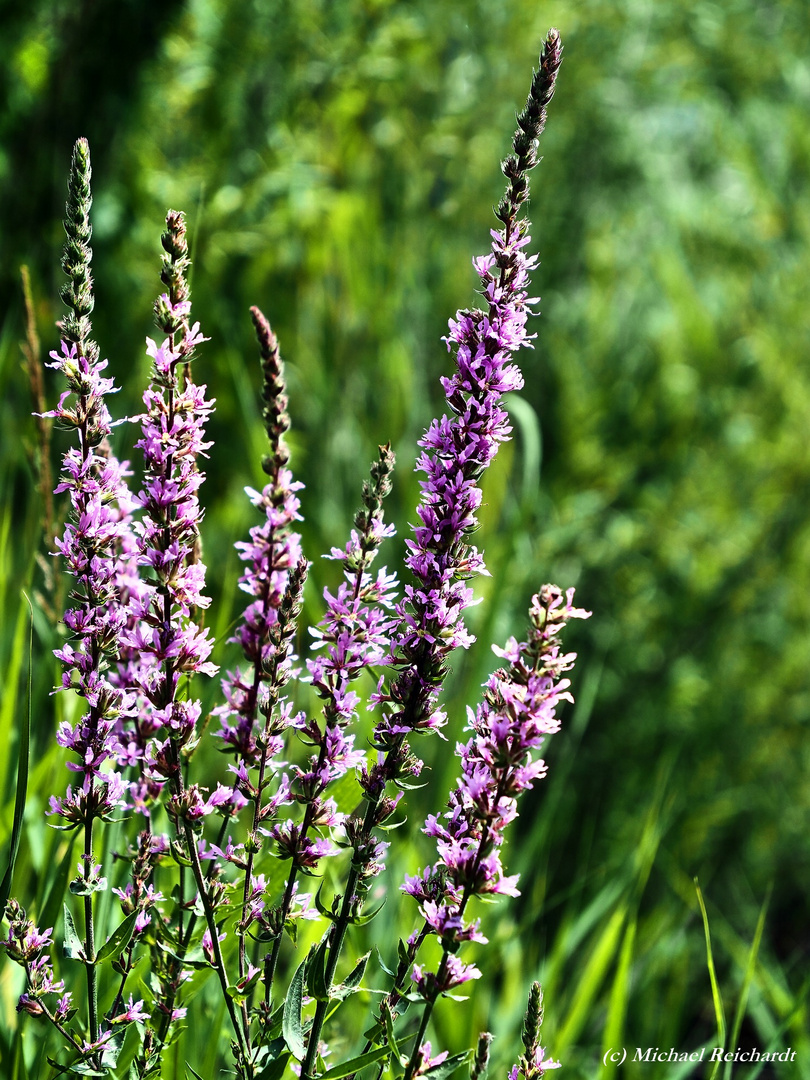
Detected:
left=122, top=210, right=217, bottom=769
left=374, top=216, right=535, bottom=752
left=369, top=31, right=564, bottom=795
left=41, top=139, right=135, bottom=822
left=509, top=982, right=561, bottom=1079
left=216, top=307, right=304, bottom=766
left=404, top=583, right=588, bottom=1003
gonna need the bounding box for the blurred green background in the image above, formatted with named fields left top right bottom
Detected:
left=1, top=0, right=808, bottom=1077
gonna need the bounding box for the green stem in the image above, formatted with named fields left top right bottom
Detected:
left=263, top=727, right=332, bottom=1008
left=84, top=815, right=98, bottom=1047
left=151, top=815, right=230, bottom=1053
left=349, top=920, right=431, bottom=1080
left=180, top=813, right=249, bottom=1056
left=301, top=799, right=376, bottom=1079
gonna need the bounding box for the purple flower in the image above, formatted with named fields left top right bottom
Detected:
left=411, top=956, right=481, bottom=996
left=1, top=901, right=72, bottom=1019
left=216, top=308, right=304, bottom=767
left=80, top=1029, right=114, bottom=1055
left=412, top=1042, right=449, bottom=1077
left=405, top=585, right=589, bottom=992
left=120, top=213, right=217, bottom=780
left=508, top=1050, right=561, bottom=1080
left=202, top=927, right=227, bottom=965
left=111, top=995, right=150, bottom=1025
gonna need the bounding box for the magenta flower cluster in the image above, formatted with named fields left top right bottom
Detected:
left=371, top=224, right=538, bottom=760
left=127, top=236, right=218, bottom=782
left=43, top=338, right=132, bottom=827
left=404, top=585, right=590, bottom=1000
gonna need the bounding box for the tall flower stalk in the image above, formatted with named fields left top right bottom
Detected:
left=216, top=307, right=310, bottom=1049
left=123, top=210, right=251, bottom=1063
left=40, top=138, right=138, bottom=1061
left=261, top=444, right=399, bottom=994
left=301, top=29, right=563, bottom=1075
left=402, top=587, right=588, bottom=1077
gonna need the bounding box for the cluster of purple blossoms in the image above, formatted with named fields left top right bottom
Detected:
left=41, top=139, right=134, bottom=834
left=367, top=27, right=563, bottom=800
left=1, top=901, right=71, bottom=1023
left=122, top=211, right=217, bottom=786
left=508, top=1050, right=561, bottom=1080
left=260, top=446, right=400, bottom=981
left=404, top=585, right=590, bottom=998
left=217, top=309, right=305, bottom=768
left=45, top=339, right=134, bottom=824
left=370, top=219, right=537, bottom=768
left=283, top=444, right=400, bottom=871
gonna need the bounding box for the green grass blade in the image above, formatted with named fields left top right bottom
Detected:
left=723, top=887, right=771, bottom=1080
left=601, top=916, right=637, bottom=1079
left=0, top=592, right=31, bottom=808
left=694, top=878, right=726, bottom=1078
left=0, top=593, right=33, bottom=915
left=555, top=904, right=627, bottom=1054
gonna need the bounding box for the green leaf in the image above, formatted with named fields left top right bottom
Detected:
left=393, top=778, right=428, bottom=791
left=282, top=954, right=307, bottom=1060
left=62, top=903, right=85, bottom=962
left=47, top=1058, right=73, bottom=1076
left=314, top=881, right=337, bottom=922
left=423, top=1050, right=473, bottom=1080
left=0, top=593, right=32, bottom=916
left=65, top=1064, right=106, bottom=1077
left=69, top=875, right=108, bottom=897
left=255, top=1049, right=292, bottom=1080
left=333, top=950, right=370, bottom=1001
left=383, top=1000, right=403, bottom=1063
left=348, top=897, right=385, bottom=926
left=96, top=910, right=139, bottom=963
left=157, top=941, right=209, bottom=969
left=320, top=1045, right=392, bottom=1079
left=100, top=1030, right=126, bottom=1069
left=376, top=945, right=397, bottom=979
left=307, top=928, right=332, bottom=1002
left=397, top=938, right=410, bottom=969
left=285, top=918, right=299, bottom=946
left=186, top=1066, right=205, bottom=1080
left=226, top=966, right=261, bottom=1005
left=376, top=816, right=407, bottom=832
left=723, top=887, right=770, bottom=1080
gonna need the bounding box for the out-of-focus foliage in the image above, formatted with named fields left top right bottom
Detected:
left=1, top=0, right=808, bottom=1077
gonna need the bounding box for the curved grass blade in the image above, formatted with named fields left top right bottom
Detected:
left=723, top=887, right=771, bottom=1080
left=695, top=878, right=726, bottom=1079
left=0, top=593, right=33, bottom=915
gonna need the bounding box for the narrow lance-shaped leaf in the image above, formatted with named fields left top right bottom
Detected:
left=96, top=910, right=139, bottom=964
left=282, top=954, right=307, bottom=1060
